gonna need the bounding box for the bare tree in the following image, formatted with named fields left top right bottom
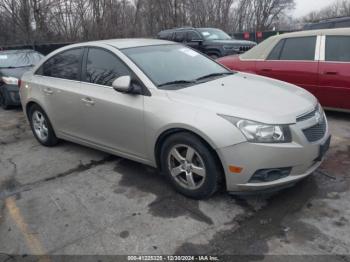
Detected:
left=0, top=0, right=297, bottom=46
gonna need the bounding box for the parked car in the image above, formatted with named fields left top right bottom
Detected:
left=20, top=39, right=330, bottom=199
left=218, top=28, right=350, bottom=111
left=157, top=27, right=256, bottom=59
left=304, top=16, right=350, bottom=30
left=0, top=49, right=44, bottom=109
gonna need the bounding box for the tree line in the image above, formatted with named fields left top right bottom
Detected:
left=0, top=0, right=297, bottom=46
left=2, top=0, right=350, bottom=47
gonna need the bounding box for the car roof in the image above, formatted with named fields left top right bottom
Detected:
left=275, top=27, right=350, bottom=39
left=71, top=38, right=176, bottom=49
left=240, top=28, right=350, bottom=60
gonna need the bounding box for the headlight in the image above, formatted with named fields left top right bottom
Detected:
left=219, top=115, right=292, bottom=143
left=1, top=76, right=19, bottom=85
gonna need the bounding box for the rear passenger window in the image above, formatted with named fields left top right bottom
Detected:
left=38, top=48, right=83, bottom=80
left=85, top=48, right=131, bottom=86
left=267, top=40, right=285, bottom=60
left=279, top=37, right=316, bottom=61
left=326, top=36, right=350, bottom=62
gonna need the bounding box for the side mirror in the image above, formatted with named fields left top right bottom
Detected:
left=190, top=39, right=203, bottom=44
left=112, top=76, right=131, bottom=93
left=112, top=75, right=143, bottom=95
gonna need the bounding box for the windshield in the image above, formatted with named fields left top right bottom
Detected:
left=122, top=45, right=231, bottom=89
left=0, top=51, right=44, bottom=68
left=198, top=29, right=232, bottom=40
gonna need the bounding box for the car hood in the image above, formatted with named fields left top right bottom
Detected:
left=166, top=72, right=317, bottom=124
left=207, top=39, right=256, bottom=46
left=0, top=67, right=32, bottom=78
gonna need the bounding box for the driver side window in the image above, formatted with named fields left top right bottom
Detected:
left=187, top=31, right=202, bottom=42
left=85, top=48, right=131, bottom=86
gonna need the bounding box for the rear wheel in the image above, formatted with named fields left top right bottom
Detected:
left=28, top=105, right=58, bottom=147
left=161, top=132, right=222, bottom=199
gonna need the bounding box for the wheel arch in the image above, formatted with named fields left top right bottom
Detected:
left=154, top=127, right=226, bottom=186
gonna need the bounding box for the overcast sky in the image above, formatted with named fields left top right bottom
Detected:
left=293, top=0, right=337, bottom=17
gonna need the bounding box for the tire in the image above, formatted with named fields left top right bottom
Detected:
left=28, top=104, right=58, bottom=147
left=0, top=89, right=10, bottom=110
left=160, top=132, right=222, bottom=199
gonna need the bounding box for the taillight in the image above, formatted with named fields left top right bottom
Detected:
left=18, top=79, right=22, bottom=88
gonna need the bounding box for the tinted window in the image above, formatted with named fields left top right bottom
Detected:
left=279, top=37, right=316, bottom=61
left=39, top=48, right=83, bottom=80
left=174, top=31, right=186, bottom=42
left=158, top=31, right=173, bottom=40
left=267, top=40, right=285, bottom=60
left=326, top=36, right=350, bottom=62
left=334, top=20, right=350, bottom=28
left=0, top=51, right=43, bottom=68
left=187, top=31, right=202, bottom=41
left=85, top=48, right=131, bottom=86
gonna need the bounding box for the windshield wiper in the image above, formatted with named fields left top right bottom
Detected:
left=158, top=80, right=196, bottom=88
left=196, top=72, right=234, bottom=82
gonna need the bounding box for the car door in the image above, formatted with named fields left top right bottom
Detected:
left=33, top=48, right=86, bottom=137
left=78, top=47, right=146, bottom=157
left=256, top=36, right=319, bottom=96
left=318, top=35, right=350, bottom=110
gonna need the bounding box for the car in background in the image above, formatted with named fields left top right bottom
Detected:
left=157, top=27, right=256, bottom=59
left=20, top=39, right=330, bottom=199
left=218, top=28, right=350, bottom=112
left=304, top=16, right=350, bottom=30
left=0, top=49, right=44, bottom=109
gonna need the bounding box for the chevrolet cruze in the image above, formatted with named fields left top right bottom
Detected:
left=19, top=39, right=331, bottom=199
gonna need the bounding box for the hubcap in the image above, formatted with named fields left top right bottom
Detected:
left=168, top=145, right=206, bottom=190
left=32, top=111, right=49, bottom=142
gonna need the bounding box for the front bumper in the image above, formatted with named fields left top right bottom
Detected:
left=0, top=84, right=21, bottom=105
left=217, top=120, right=330, bottom=193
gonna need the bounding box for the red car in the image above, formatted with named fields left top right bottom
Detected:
left=218, top=28, right=350, bottom=111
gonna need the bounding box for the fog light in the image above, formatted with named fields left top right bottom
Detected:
left=249, top=167, right=292, bottom=183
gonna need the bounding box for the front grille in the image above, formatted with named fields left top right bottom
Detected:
left=297, top=108, right=317, bottom=122
left=239, top=46, right=253, bottom=52
left=303, top=119, right=327, bottom=142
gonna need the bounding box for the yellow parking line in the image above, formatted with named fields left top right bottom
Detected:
left=5, top=197, right=50, bottom=262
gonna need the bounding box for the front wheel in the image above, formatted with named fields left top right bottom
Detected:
left=28, top=105, right=58, bottom=147
left=161, top=132, right=222, bottom=199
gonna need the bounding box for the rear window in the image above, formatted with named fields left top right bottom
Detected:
left=326, top=36, right=350, bottom=62
left=0, top=51, right=43, bottom=68
left=279, top=37, right=316, bottom=61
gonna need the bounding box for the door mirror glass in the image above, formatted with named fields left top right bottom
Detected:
left=112, top=75, right=131, bottom=93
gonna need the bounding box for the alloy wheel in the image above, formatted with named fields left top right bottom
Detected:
left=32, top=111, right=49, bottom=142
left=167, top=144, right=206, bottom=190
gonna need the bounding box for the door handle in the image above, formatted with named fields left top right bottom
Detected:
left=43, top=88, right=54, bottom=95
left=324, top=71, right=338, bottom=75
left=81, top=97, right=95, bottom=106
left=261, top=68, right=272, bottom=72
